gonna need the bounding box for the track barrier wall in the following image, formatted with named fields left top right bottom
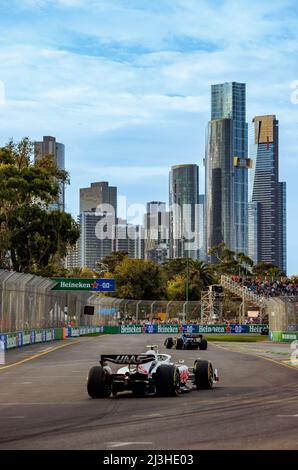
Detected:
left=1, top=269, right=296, bottom=343
left=0, top=323, right=270, bottom=351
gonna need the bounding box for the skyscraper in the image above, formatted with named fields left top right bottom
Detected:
left=198, top=194, right=206, bottom=261
left=169, top=164, right=199, bottom=259
left=34, top=136, right=65, bottom=211
left=144, top=201, right=169, bottom=264
left=210, top=82, right=250, bottom=254
left=205, top=119, right=235, bottom=259
left=78, top=182, right=117, bottom=269
left=80, top=181, right=117, bottom=216
left=79, top=210, right=114, bottom=270
left=113, top=219, right=144, bottom=260
left=249, top=115, right=286, bottom=272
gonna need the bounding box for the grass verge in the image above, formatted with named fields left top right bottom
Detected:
left=204, top=334, right=269, bottom=342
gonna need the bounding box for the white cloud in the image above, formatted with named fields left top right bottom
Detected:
left=0, top=0, right=298, bottom=272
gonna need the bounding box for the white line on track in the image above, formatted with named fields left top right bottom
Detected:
left=12, top=382, right=32, bottom=385
left=107, top=442, right=153, bottom=448
left=277, top=414, right=298, bottom=417
left=0, top=416, right=25, bottom=419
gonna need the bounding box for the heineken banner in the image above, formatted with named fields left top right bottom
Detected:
left=0, top=324, right=270, bottom=351
left=119, top=324, right=269, bottom=334
left=120, top=323, right=268, bottom=335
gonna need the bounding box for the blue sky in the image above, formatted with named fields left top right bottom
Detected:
left=0, top=0, right=297, bottom=273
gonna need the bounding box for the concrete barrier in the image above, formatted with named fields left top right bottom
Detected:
left=0, top=323, right=270, bottom=351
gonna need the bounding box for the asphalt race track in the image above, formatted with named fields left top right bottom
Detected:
left=0, top=334, right=297, bottom=450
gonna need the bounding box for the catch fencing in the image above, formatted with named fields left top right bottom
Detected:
left=0, top=270, right=93, bottom=332
left=85, top=294, right=202, bottom=325
left=266, top=297, right=298, bottom=333
left=0, top=269, right=297, bottom=340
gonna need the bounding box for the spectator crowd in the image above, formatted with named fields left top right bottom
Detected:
left=231, top=276, right=298, bottom=297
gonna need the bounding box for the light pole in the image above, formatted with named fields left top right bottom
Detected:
left=185, top=256, right=189, bottom=322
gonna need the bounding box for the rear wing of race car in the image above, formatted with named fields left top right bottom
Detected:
left=100, top=354, right=156, bottom=365
left=183, top=333, right=202, bottom=339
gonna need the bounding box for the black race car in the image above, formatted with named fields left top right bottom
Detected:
left=164, top=332, right=208, bottom=350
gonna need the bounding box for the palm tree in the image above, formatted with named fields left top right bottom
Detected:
left=190, top=259, right=215, bottom=288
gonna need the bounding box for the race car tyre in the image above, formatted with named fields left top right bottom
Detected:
left=164, top=337, right=174, bottom=349
left=194, top=360, right=213, bottom=390
left=199, top=338, right=208, bottom=350
left=176, top=338, right=183, bottom=350
left=155, top=364, right=181, bottom=396
left=87, top=366, right=111, bottom=398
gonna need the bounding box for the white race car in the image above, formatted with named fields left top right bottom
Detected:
left=87, top=345, right=218, bottom=398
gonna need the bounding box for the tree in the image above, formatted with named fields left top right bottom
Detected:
left=208, top=243, right=254, bottom=276
left=165, top=260, right=214, bottom=301
left=0, top=138, right=79, bottom=274
left=114, top=258, right=165, bottom=300
left=99, top=251, right=128, bottom=273
left=161, top=258, right=189, bottom=280
left=166, top=274, right=185, bottom=300
left=252, top=261, right=285, bottom=278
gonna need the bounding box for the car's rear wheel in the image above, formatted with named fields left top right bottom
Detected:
left=199, top=338, right=208, bottom=350
left=87, top=366, right=111, bottom=398
left=155, top=364, right=181, bottom=396
left=164, top=337, right=174, bottom=349
left=176, top=338, right=183, bottom=350
left=194, top=360, right=213, bottom=390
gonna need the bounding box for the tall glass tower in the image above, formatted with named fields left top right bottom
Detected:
left=205, top=118, right=235, bottom=260
left=249, top=115, right=286, bottom=273
left=169, top=164, right=199, bottom=259
left=34, top=136, right=65, bottom=211
left=210, top=82, right=250, bottom=254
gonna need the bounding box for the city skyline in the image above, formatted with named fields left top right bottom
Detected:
left=0, top=1, right=297, bottom=273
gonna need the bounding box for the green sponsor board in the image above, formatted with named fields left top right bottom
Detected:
left=120, top=324, right=143, bottom=334
left=248, top=324, right=267, bottom=333
left=157, top=324, right=180, bottom=334
left=35, top=330, right=43, bottom=343
left=104, top=325, right=120, bottom=334
left=6, top=333, right=17, bottom=349
left=51, top=278, right=95, bottom=291
left=54, top=328, right=63, bottom=340
left=70, top=328, right=80, bottom=337
left=45, top=330, right=52, bottom=341
left=271, top=331, right=298, bottom=342
left=197, top=325, right=227, bottom=334
left=281, top=332, right=298, bottom=341
left=22, top=332, right=31, bottom=345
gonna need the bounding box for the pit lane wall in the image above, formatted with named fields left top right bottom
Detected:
left=0, top=324, right=269, bottom=351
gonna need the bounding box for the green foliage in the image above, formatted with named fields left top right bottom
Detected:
left=114, top=258, right=165, bottom=300
left=208, top=243, right=254, bottom=276
left=99, top=251, right=128, bottom=273
left=252, top=261, right=285, bottom=278
left=0, top=138, right=79, bottom=275
left=166, top=274, right=186, bottom=300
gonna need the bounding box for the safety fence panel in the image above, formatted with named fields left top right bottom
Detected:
left=266, top=297, right=298, bottom=333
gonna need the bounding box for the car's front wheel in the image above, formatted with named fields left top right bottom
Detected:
left=199, top=338, right=208, bottom=350
left=164, top=337, right=174, bottom=349
left=87, top=366, right=111, bottom=398
left=176, top=338, right=183, bottom=350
